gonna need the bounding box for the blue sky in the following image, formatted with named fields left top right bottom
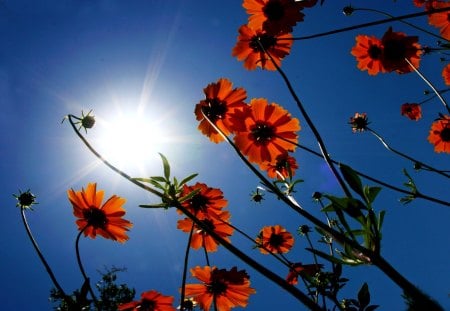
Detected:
left=1, top=1, right=449, bottom=310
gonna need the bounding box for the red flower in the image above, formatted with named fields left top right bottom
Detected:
left=442, top=63, right=450, bottom=85
left=381, top=27, right=422, bottom=74
left=286, top=263, right=323, bottom=285
left=349, top=112, right=369, bottom=132
left=184, top=266, right=256, bottom=311
left=243, top=0, right=305, bottom=35
left=351, top=35, right=386, bottom=75
left=195, top=78, right=247, bottom=143
left=118, top=290, right=175, bottom=311
left=256, top=225, right=294, bottom=254
left=233, top=98, right=300, bottom=164
left=232, top=24, right=293, bottom=71
left=401, top=103, right=422, bottom=121
left=259, top=152, right=298, bottom=179
left=178, top=182, right=228, bottom=219
left=428, top=1, right=450, bottom=40
left=67, top=183, right=132, bottom=243
left=427, top=115, right=450, bottom=153
left=177, top=211, right=234, bottom=252
left=413, top=0, right=438, bottom=9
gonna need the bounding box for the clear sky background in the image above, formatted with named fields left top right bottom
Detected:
left=1, top=1, right=449, bottom=310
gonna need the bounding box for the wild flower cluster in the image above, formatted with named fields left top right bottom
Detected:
left=15, top=1, right=449, bottom=311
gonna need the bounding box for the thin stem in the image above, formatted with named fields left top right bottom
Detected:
left=202, top=239, right=211, bottom=267
left=405, top=58, right=450, bottom=114
left=258, top=42, right=352, bottom=199
left=353, top=7, right=447, bottom=42
left=288, top=7, right=450, bottom=41
left=75, top=227, right=99, bottom=306
left=180, top=223, right=195, bottom=311
left=20, top=208, right=70, bottom=301
left=277, top=135, right=450, bottom=207
left=368, top=127, right=450, bottom=178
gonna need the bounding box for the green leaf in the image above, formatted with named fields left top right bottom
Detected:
left=358, top=283, right=370, bottom=309
left=363, top=186, right=382, bottom=205
left=365, top=305, right=379, bottom=311
left=150, top=176, right=167, bottom=183
left=339, top=163, right=364, bottom=198
left=305, top=248, right=346, bottom=265
left=159, top=153, right=171, bottom=181
left=179, top=188, right=201, bottom=203
left=179, top=173, right=199, bottom=187
left=139, top=203, right=169, bottom=208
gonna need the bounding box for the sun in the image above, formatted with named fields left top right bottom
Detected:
left=94, top=110, right=167, bottom=172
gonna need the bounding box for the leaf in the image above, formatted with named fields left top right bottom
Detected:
left=358, top=283, right=370, bottom=309
left=179, top=173, right=198, bottom=187
left=150, top=176, right=167, bottom=183
left=139, top=203, right=169, bottom=208
left=363, top=186, right=382, bottom=205
left=365, top=305, right=379, bottom=311
left=339, top=163, right=364, bottom=198
left=159, top=153, right=171, bottom=181
left=305, top=247, right=346, bottom=265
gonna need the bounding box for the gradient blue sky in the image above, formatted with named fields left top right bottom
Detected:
left=1, top=1, right=449, bottom=310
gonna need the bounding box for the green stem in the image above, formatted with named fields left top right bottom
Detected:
left=20, top=208, right=70, bottom=303
left=180, top=223, right=195, bottom=311
left=75, top=227, right=99, bottom=307
left=405, top=58, right=450, bottom=114
left=288, top=7, right=450, bottom=41
left=368, top=127, right=450, bottom=178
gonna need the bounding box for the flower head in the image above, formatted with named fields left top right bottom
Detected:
left=14, top=189, right=38, bottom=209
left=286, top=263, right=323, bottom=285
left=349, top=113, right=369, bottom=132
left=427, top=114, right=450, bottom=153
left=177, top=211, right=234, bottom=252
left=195, top=78, right=247, bottom=143
left=256, top=225, right=294, bottom=254
left=233, top=98, right=300, bottom=164
left=232, top=24, right=293, bottom=71
left=243, top=0, right=305, bottom=35
left=179, top=183, right=228, bottom=219
left=381, top=27, right=422, bottom=74
left=401, top=103, right=422, bottom=121
left=428, top=1, right=450, bottom=40
left=184, top=266, right=256, bottom=311
left=351, top=35, right=386, bottom=75
left=442, top=63, right=450, bottom=85
left=414, top=0, right=438, bottom=9
left=67, top=183, right=133, bottom=243
left=118, top=290, right=175, bottom=311
left=259, top=152, right=298, bottom=179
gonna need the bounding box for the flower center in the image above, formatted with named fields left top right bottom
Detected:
left=18, top=192, right=36, bottom=207
left=203, top=98, right=228, bottom=123
left=189, top=194, right=209, bottom=213
left=199, top=219, right=215, bottom=234
left=263, top=1, right=284, bottom=21
left=368, top=45, right=382, bottom=60
left=84, top=207, right=107, bottom=228
left=250, top=122, right=275, bottom=144
left=269, top=233, right=284, bottom=247
left=440, top=126, right=450, bottom=142
left=249, top=34, right=277, bottom=52
left=140, top=299, right=156, bottom=311
left=208, top=279, right=228, bottom=295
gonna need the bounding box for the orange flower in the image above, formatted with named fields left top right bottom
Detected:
left=195, top=78, right=247, bottom=143
left=184, top=266, right=256, bottom=311
left=178, top=182, right=228, bottom=219
left=67, top=183, right=132, bottom=243
left=286, top=263, right=323, bottom=285
left=401, top=103, right=422, bottom=121
left=351, top=35, right=386, bottom=75
left=118, top=290, right=175, bottom=311
left=232, top=24, right=293, bottom=71
left=233, top=98, right=300, bottom=164
left=381, top=27, right=422, bottom=74
left=259, top=152, right=298, bottom=179
left=243, top=0, right=305, bottom=35
left=177, top=211, right=234, bottom=252
left=442, top=63, right=450, bottom=85
left=414, top=0, right=438, bottom=9
left=256, top=225, right=294, bottom=254
left=428, top=1, right=450, bottom=40
left=427, top=115, right=450, bottom=153
left=349, top=112, right=369, bottom=132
